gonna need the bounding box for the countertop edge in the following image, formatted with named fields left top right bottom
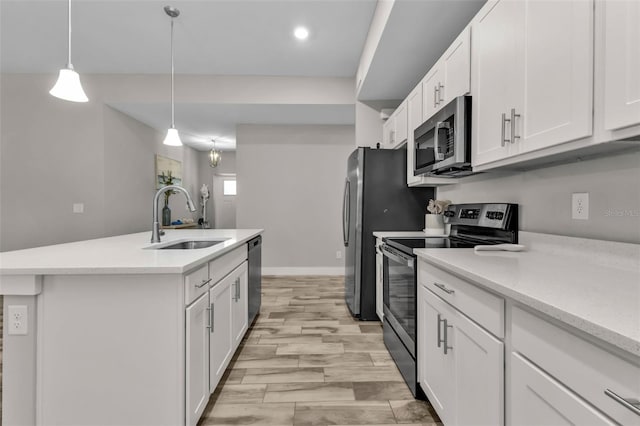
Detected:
left=415, top=251, right=640, bottom=358
left=0, top=230, right=263, bottom=276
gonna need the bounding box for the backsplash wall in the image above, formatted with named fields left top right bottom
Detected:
left=437, top=150, right=640, bottom=244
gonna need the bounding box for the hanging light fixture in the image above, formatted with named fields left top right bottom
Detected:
left=162, top=6, right=182, bottom=146
left=209, top=140, right=222, bottom=168
left=49, top=0, right=88, bottom=102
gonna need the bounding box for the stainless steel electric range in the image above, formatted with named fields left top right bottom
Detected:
left=381, top=203, right=518, bottom=398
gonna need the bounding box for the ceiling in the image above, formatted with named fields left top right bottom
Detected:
left=1, top=0, right=485, bottom=151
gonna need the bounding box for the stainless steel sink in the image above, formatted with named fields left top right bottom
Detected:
left=157, top=240, right=226, bottom=250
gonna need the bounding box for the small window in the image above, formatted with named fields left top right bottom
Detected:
left=223, top=180, right=237, bottom=196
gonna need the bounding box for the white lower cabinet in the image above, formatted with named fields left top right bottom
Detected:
left=419, top=286, right=456, bottom=426
left=184, top=247, right=250, bottom=426
left=510, top=353, right=615, bottom=426
left=185, top=293, right=211, bottom=426
left=418, top=282, right=504, bottom=426
left=209, top=273, right=233, bottom=394
left=231, top=262, right=249, bottom=349
left=510, top=305, right=640, bottom=426
left=453, top=308, right=503, bottom=426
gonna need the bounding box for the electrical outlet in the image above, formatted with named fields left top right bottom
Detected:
left=73, top=203, right=84, bottom=214
left=336, top=250, right=342, bottom=259
left=8, top=305, right=28, bottom=335
left=572, top=193, right=589, bottom=220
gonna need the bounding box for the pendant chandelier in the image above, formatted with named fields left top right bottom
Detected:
left=49, top=0, right=88, bottom=102
left=209, top=140, right=222, bottom=168
left=162, top=6, right=182, bottom=146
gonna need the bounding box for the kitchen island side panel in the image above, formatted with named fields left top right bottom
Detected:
left=37, top=274, right=185, bottom=425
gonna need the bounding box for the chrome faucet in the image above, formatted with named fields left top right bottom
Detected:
left=151, top=185, right=197, bottom=243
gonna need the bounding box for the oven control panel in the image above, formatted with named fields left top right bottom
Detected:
left=459, top=208, right=480, bottom=219
left=444, top=203, right=516, bottom=230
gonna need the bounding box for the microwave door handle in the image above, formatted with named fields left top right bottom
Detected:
left=434, top=121, right=450, bottom=161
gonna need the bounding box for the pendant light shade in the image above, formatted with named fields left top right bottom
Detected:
left=209, top=140, right=222, bottom=168
left=163, top=6, right=182, bottom=146
left=163, top=127, right=182, bottom=146
left=50, top=0, right=88, bottom=102
left=50, top=67, right=88, bottom=102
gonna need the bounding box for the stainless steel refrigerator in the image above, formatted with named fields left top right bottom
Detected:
left=342, top=147, right=434, bottom=320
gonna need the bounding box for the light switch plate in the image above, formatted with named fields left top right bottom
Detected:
left=73, top=203, right=84, bottom=214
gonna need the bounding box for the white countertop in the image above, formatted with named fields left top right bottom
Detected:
left=0, top=229, right=263, bottom=276
left=414, top=232, right=640, bottom=357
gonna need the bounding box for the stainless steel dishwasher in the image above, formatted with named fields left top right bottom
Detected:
left=247, top=235, right=262, bottom=325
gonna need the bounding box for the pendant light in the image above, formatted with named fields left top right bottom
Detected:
left=49, top=0, right=88, bottom=102
left=209, top=140, right=222, bottom=168
left=162, top=6, right=182, bottom=146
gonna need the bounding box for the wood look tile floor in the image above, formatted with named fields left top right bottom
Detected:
left=198, top=276, right=442, bottom=426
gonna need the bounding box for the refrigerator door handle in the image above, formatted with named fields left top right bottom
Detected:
left=342, top=178, right=350, bottom=246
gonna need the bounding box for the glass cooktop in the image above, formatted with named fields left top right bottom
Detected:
left=384, top=237, right=477, bottom=255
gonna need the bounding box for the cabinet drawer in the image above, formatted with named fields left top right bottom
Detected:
left=418, top=261, right=504, bottom=338
left=510, top=352, right=615, bottom=425
left=512, top=306, right=640, bottom=425
left=184, top=264, right=210, bottom=305
left=209, top=245, right=248, bottom=285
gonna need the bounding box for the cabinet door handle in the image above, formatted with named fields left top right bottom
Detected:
left=438, top=83, right=444, bottom=103
left=437, top=314, right=445, bottom=348
left=195, top=278, right=212, bottom=288
left=206, top=303, right=215, bottom=333
left=501, top=113, right=511, bottom=147
left=390, top=130, right=395, bottom=144
left=434, top=86, right=438, bottom=108
left=605, top=389, right=640, bottom=416
left=434, top=282, right=455, bottom=295
left=233, top=278, right=240, bottom=302
left=443, top=318, right=453, bottom=355
left=510, top=108, right=521, bottom=143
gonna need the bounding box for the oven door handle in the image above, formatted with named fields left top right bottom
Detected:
left=382, top=245, right=414, bottom=267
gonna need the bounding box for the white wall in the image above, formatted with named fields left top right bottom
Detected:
left=236, top=124, right=355, bottom=274
left=0, top=74, right=200, bottom=251
left=437, top=150, right=640, bottom=244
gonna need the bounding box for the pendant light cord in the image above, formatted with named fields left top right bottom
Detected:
left=170, top=18, right=175, bottom=128
left=67, top=0, right=72, bottom=67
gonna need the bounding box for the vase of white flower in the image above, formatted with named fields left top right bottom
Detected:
left=424, top=199, right=451, bottom=235
left=159, top=171, right=177, bottom=226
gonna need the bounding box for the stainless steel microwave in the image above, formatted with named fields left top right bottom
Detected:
left=414, top=95, right=472, bottom=177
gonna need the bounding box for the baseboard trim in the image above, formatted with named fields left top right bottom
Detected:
left=262, top=267, right=345, bottom=276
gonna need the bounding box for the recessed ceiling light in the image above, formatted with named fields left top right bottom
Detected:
left=294, top=26, right=309, bottom=40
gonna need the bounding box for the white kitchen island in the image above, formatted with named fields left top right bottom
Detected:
left=0, top=229, right=263, bottom=426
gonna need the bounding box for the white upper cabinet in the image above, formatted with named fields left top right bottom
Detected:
left=519, top=0, right=593, bottom=152
left=382, top=101, right=409, bottom=150
left=394, top=101, right=408, bottom=146
left=423, top=27, right=471, bottom=124
left=472, top=0, right=594, bottom=168
left=422, top=66, right=443, bottom=123
left=472, top=0, right=524, bottom=166
left=441, top=27, right=471, bottom=106
left=603, top=0, right=640, bottom=131
left=382, top=116, right=393, bottom=148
